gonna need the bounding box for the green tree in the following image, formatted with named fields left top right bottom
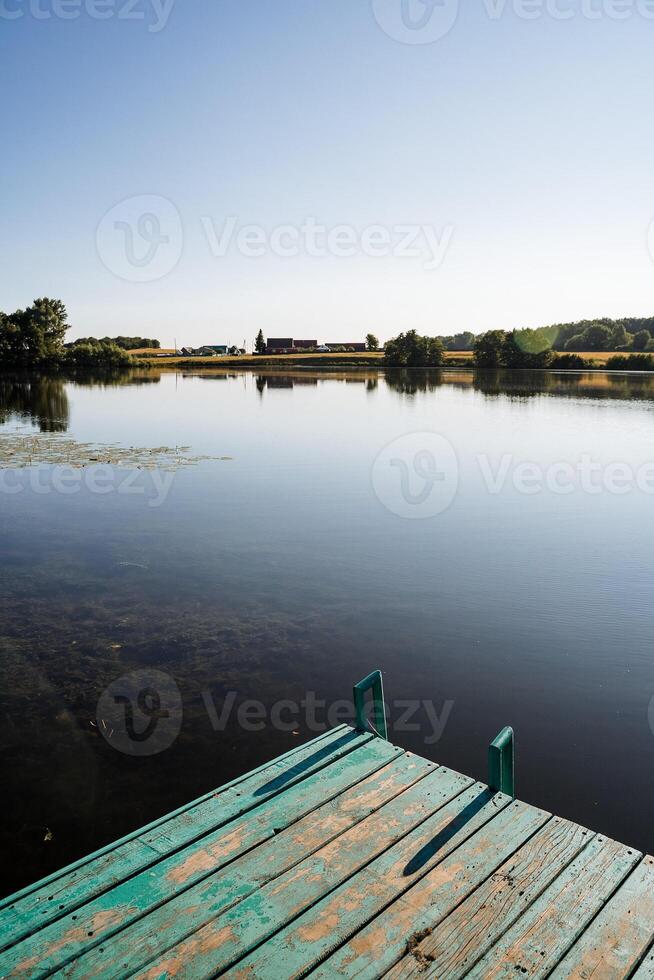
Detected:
left=632, top=329, right=651, bottom=351
left=564, top=333, right=586, bottom=352
left=455, top=331, right=475, bottom=350
left=383, top=330, right=444, bottom=368
left=64, top=341, right=133, bottom=370
left=0, top=298, right=69, bottom=367
left=608, top=324, right=629, bottom=349
left=473, top=330, right=506, bottom=367
left=254, top=329, right=266, bottom=354
left=366, top=333, right=379, bottom=351
left=501, top=331, right=554, bottom=368
left=582, top=323, right=611, bottom=350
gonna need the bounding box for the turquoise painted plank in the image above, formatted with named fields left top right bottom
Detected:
left=383, top=818, right=593, bottom=979
left=634, top=942, right=654, bottom=979
left=0, top=726, right=367, bottom=951
left=465, top=835, right=642, bottom=979
left=134, top=777, right=504, bottom=979
left=0, top=734, right=397, bottom=977
left=233, top=797, right=546, bottom=980
left=0, top=724, right=350, bottom=912
left=550, top=855, right=654, bottom=980
left=57, top=751, right=436, bottom=980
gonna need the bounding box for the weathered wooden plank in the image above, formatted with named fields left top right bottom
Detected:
left=384, top=818, right=593, bottom=979
left=136, top=781, right=513, bottom=979
left=0, top=724, right=350, bottom=914
left=0, top=736, right=404, bottom=977
left=118, top=771, right=473, bottom=979
left=0, top=726, right=367, bottom=951
left=464, top=835, right=642, bottom=979
left=550, top=855, right=654, bottom=980
left=256, top=798, right=548, bottom=980
left=27, top=750, right=434, bottom=977
left=50, top=751, right=435, bottom=980
left=633, top=941, right=654, bottom=979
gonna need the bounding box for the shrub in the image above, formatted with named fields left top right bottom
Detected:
left=383, top=330, right=444, bottom=368
left=64, top=341, right=134, bottom=370
left=550, top=354, right=592, bottom=369
left=606, top=354, right=654, bottom=371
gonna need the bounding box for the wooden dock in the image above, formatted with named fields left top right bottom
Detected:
left=1, top=678, right=653, bottom=978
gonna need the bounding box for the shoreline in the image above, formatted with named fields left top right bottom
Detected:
left=137, top=350, right=647, bottom=371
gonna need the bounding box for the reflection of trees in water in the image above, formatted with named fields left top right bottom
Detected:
left=383, top=368, right=654, bottom=402
left=472, top=370, right=654, bottom=401
left=0, top=371, right=162, bottom=433
left=0, top=377, right=69, bottom=432
left=67, top=370, right=162, bottom=388
left=383, top=369, right=444, bottom=395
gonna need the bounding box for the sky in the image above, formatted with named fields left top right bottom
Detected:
left=1, top=0, right=654, bottom=348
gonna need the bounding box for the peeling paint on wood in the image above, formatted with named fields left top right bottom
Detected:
left=0, top=726, right=651, bottom=980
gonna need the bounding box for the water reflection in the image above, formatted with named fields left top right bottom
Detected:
left=0, top=377, right=69, bottom=432
left=2, top=364, right=654, bottom=896
left=174, top=366, right=654, bottom=403
left=0, top=371, right=161, bottom=434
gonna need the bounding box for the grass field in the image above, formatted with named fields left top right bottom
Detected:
left=130, top=347, right=178, bottom=356
left=138, top=349, right=629, bottom=369
left=139, top=351, right=385, bottom=367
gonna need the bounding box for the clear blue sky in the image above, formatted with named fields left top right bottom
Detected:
left=2, top=0, right=653, bottom=347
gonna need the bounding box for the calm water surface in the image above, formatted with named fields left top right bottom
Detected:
left=1, top=368, right=654, bottom=895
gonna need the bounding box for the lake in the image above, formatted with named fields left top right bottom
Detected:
left=1, top=367, right=654, bottom=896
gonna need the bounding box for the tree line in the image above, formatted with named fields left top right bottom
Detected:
left=0, top=299, right=134, bottom=371
left=382, top=327, right=654, bottom=370
left=466, top=318, right=654, bottom=353
left=382, top=316, right=654, bottom=368
left=72, top=336, right=160, bottom=351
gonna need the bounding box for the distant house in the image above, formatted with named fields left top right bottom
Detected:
left=265, top=338, right=320, bottom=354
left=326, top=342, right=367, bottom=352
left=206, top=345, right=228, bottom=355
left=266, top=338, right=294, bottom=354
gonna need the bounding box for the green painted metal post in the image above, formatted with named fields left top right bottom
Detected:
left=488, top=726, right=515, bottom=797
left=353, top=670, right=388, bottom=740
